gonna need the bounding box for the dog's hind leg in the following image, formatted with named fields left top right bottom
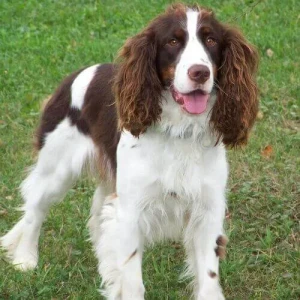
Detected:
left=0, top=118, right=96, bottom=271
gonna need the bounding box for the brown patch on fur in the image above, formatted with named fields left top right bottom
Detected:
left=68, top=107, right=90, bottom=134
left=161, top=66, right=176, bottom=84
left=216, top=235, right=228, bottom=247
left=35, top=69, right=83, bottom=150
left=211, top=26, right=259, bottom=147
left=212, top=63, right=218, bottom=78
left=215, top=247, right=226, bottom=259
left=208, top=270, right=217, bottom=278
left=114, top=28, right=163, bottom=137
left=83, top=64, right=120, bottom=181
left=124, top=249, right=137, bottom=265
left=215, top=235, right=228, bottom=259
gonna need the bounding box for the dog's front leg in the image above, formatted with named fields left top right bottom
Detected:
left=97, top=193, right=145, bottom=300
left=117, top=195, right=145, bottom=300
left=185, top=184, right=227, bottom=300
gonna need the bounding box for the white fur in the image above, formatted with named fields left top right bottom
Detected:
left=71, top=64, right=99, bottom=109
left=174, top=10, right=214, bottom=94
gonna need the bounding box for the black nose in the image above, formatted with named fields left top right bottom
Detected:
left=188, top=64, right=210, bottom=84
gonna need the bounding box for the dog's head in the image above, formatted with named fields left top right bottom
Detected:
left=114, top=3, right=259, bottom=146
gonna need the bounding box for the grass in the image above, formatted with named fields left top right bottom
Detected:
left=0, top=0, right=299, bottom=299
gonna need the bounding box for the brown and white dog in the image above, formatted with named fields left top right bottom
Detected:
left=1, top=3, right=258, bottom=299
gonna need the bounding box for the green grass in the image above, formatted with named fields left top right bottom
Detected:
left=0, top=0, right=299, bottom=299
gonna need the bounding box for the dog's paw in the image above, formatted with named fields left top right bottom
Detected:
left=197, top=287, right=225, bottom=300
left=1, top=221, right=38, bottom=271
left=12, top=255, right=38, bottom=271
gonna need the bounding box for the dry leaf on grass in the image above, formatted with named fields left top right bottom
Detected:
left=261, top=145, right=273, bottom=158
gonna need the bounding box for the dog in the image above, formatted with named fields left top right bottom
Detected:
left=1, top=3, right=258, bottom=299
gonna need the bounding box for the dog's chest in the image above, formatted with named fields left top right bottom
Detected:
left=117, top=131, right=226, bottom=202
left=156, top=139, right=205, bottom=198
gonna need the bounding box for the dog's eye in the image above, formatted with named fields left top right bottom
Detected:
left=167, top=38, right=179, bottom=47
left=206, top=37, right=217, bottom=47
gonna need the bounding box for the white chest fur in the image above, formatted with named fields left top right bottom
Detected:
left=117, top=131, right=227, bottom=201
left=116, top=129, right=228, bottom=242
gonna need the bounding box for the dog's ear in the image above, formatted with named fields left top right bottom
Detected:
left=114, top=28, right=163, bottom=137
left=211, top=26, right=259, bottom=147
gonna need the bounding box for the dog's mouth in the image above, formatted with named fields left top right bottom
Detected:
left=171, top=86, right=210, bottom=115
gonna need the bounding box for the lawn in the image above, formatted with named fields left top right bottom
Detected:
left=0, top=0, right=299, bottom=299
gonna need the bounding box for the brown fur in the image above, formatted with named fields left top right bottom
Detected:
left=82, top=64, right=120, bottom=181
left=211, top=26, right=259, bottom=147
left=113, top=28, right=163, bottom=137
left=208, top=270, right=217, bottom=278
left=35, top=69, right=83, bottom=150
left=215, top=235, right=228, bottom=259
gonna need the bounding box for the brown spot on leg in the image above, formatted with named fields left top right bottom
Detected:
left=124, top=249, right=137, bottom=265
left=215, top=246, right=226, bottom=259
left=216, top=235, right=228, bottom=247
left=215, top=235, right=228, bottom=259
left=208, top=270, right=217, bottom=278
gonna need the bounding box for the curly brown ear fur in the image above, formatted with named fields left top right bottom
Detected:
left=211, top=26, right=259, bottom=147
left=114, top=29, right=162, bottom=137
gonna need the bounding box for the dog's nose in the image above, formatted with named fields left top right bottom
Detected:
left=188, top=65, right=210, bottom=84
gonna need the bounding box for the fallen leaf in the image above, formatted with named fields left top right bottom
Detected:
left=266, top=48, right=274, bottom=58
left=261, top=145, right=273, bottom=158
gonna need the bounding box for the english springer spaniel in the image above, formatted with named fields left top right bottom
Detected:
left=1, top=3, right=259, bottom=299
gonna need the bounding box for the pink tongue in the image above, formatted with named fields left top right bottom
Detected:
left=182, top=91, right=209, bottom=114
